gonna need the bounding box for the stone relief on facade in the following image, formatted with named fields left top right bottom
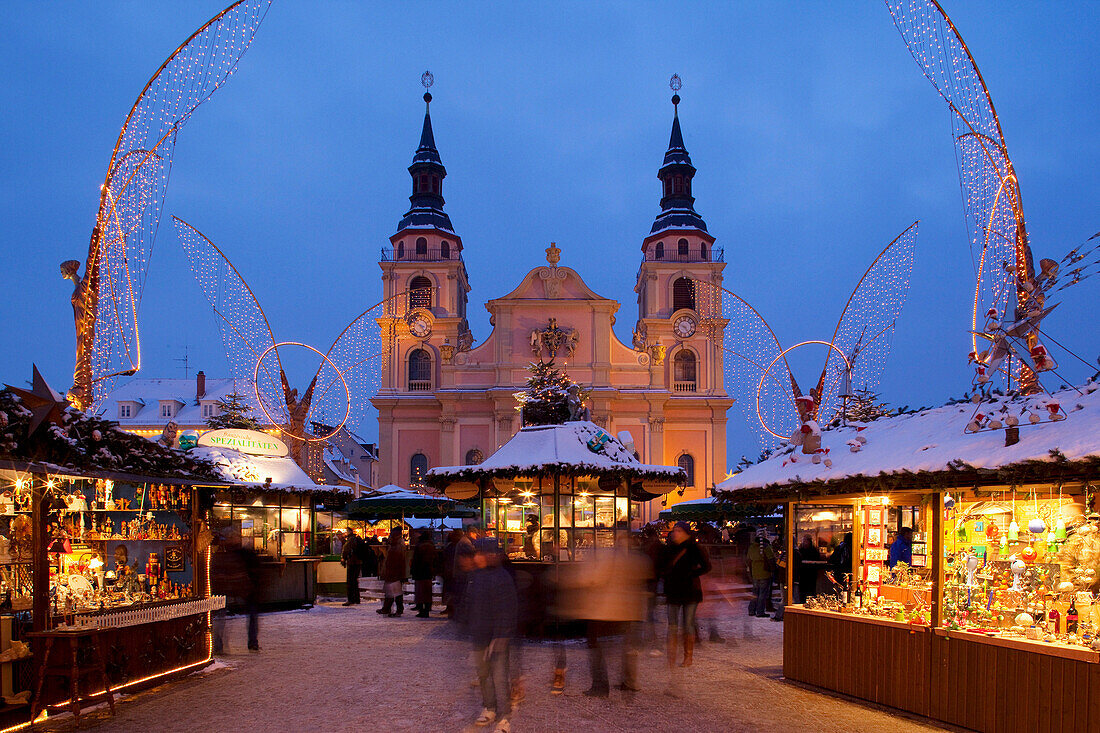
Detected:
left=529, top=318, right=578, bottom=359
left=631, top=320, right=647, bottom=351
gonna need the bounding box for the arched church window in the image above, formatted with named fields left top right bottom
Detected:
left=677, top=238, right=689, bottom=257
left=673, top=350, right=697, bottom=392
left=673, top=176, right=683, bottom=195
left=440, top=240, right=450, bottom=259
left=465, top=449, right=484, bottom=465
left=410, top=452, right=429, bottom=488
left=408, top=348, right=432, bottom=390
left=655, top=242, right=664, bottom=260
left=663, top=179, right=672, bottom=198
left=700, top=242, right=708, bottom=261
left=409, top=276, right=432, bottom=310
left=672, top=277, right=695, bottom=311
left=415, top=237, right=428, bottom=256
left=396, top=241, right=404, bottom=259
left=677, top=454, right=695, bottom=487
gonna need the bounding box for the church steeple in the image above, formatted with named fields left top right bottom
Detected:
left=651, top=79, right=707, bottom=235
left=397, top=73, right=454, bottom=233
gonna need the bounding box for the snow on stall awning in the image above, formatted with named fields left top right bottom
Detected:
left=717, top=383, right=1100, bottom=500
left=425, top=421, right=685, bottom=487
left=191, top=446, right=350, bottom=498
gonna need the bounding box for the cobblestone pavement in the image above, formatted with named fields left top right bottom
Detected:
left=38, top=600, right=946, bottom=732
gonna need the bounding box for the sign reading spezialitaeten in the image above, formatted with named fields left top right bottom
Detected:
left=197, top=428, right=289, bottom=457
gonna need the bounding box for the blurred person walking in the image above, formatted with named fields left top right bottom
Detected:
left=378, top=527, right=407, bottom=617
left=340, top=528, right=362, bottom=606
left=441, top=529, right=463, bottom=616
left=660, top=522, right=711, bottom=669
left=411, top=530, right=438, bottom=617
left=212, top=529, right=261, bottom=652
left=462, top=539, right=518, bottom=732
left=747, top=529, right=776, bottom=618
left=571, top=537, right=651, bottom=697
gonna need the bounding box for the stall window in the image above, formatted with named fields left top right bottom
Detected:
left=410, top=453, right=429, bottom=488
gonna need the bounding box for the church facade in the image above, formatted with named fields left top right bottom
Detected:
left=372, top=90, right=731, bottom=515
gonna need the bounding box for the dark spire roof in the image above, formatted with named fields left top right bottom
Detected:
left=397, top=91, right=454, bottom=233
left=651, top=93, right=707, bottom=235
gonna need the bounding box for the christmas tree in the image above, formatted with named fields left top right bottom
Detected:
left=514, top=361, right=590, bottom=426
left=845, top=388, right=893, bottom=423
left=205, top=392, right=261, bottom=430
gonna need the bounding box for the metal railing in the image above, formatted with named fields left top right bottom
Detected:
left=673, top=381, right=697, bottom=393
left=381, top=247, right=461, bottom=262
left=643, top=247, right=724, bottom=264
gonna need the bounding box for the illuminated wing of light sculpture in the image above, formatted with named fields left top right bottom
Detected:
left=174, top=217, right=286, bottom=426
left=63, top=0, right=272, bottom=412
left=886, top=0, right=1058, bottom=398
left=695, top=280, right=798, bottom=449
left=816, top=222, right=918, bottom=425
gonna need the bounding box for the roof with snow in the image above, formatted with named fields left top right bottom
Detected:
left=98, top=377, right=265, bottom=428
left=190, top=445, right=349, bottom=495
left=717, top=382, right=1100, bottom=500
left=425, top=420, right=685, bottom=486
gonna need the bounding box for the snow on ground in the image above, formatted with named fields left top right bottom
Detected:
left=37, top=602, right=942, bottom=733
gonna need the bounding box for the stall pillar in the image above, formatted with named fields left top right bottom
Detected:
left=850, top=504, right=862, bottom=595
left=930, top=490, right=944, bottom=628
left=32, top=475, right=49, bottom=632
left=784, top=501, right=794, bottom=606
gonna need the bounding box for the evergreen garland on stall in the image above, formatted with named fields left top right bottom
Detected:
left=0, top=388, right=220, bottom=480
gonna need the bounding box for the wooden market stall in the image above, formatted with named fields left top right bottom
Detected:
left=425, top=421, right=684, bottom=560
left=192, top=437, right=350, bottom=611
left=0, top=372, right=231, bottom=729
left=426, top=421, right=684, bottom=634
left=717, top=384, right=1100, bottom=731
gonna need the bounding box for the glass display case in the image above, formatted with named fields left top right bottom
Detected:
left=939, top=493, right=1097, bottom=647
left=483, top=475, right=632, bottom=561
left=210, top=491, right=315, bottom=558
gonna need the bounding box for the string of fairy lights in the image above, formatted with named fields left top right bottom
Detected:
left=80, top=0, right=271, bottom=411
left=886, top=0, right=1033, bottom=394
left=694, top=222, right=915, bottom=451
left=176, top=215, right=400, bottom=440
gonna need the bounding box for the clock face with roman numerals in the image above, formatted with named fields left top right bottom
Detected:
left=673, top=315, right=696, bottom=338
left=408, top=313, right=432, bottom=338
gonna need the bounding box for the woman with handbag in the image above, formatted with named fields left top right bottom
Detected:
left=378, top=527, right=408, bottom=617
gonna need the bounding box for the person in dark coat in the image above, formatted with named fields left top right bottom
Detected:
left=441, top=529, right=463, bottom=616
left=461, top=538, right=518, bottom=730
left=410, top=530, right=438, bottom=617
left=660, top=522, right=711, bottom=668
left=378, top=527, right=407, bottom=617
left=340, top=529, right=362, bottom=606
left=794, top=534, right=822, bottom=603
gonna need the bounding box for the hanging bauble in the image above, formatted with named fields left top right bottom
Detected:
left=1028, top=517, right=1046, bottom=535
left=1020, top=545, right=1037, bottom=563
left=1008, top=521, right=1020, bottom=540
left=956, top=522, right=968, bottom=542
left=944, top=493, right=956, bottom=510
left=985, top=522, right=999, bottom=540
left=1055, top=518, right=1067, bottom=541
left=999, top=534, right=1007, bottom=550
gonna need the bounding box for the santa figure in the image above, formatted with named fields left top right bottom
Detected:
left=1030, top=343, right=1056, bottom=372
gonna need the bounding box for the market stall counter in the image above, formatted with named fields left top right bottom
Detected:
left=717, top=383, right=1100, bottom=731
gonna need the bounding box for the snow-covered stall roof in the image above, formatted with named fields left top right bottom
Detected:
left=425, top=421, right=685, bottom=485
left=718, top=382, right=1100, bottom=499
left=190, top=445, right=350, bottom=496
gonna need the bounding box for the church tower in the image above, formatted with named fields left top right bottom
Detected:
left=375, top=78, right=472, bottom=487
left=633, top=80, right=729, bottom=495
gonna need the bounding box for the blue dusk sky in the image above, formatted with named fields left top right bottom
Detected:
left=0, top=2, right=1097, bottom=464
